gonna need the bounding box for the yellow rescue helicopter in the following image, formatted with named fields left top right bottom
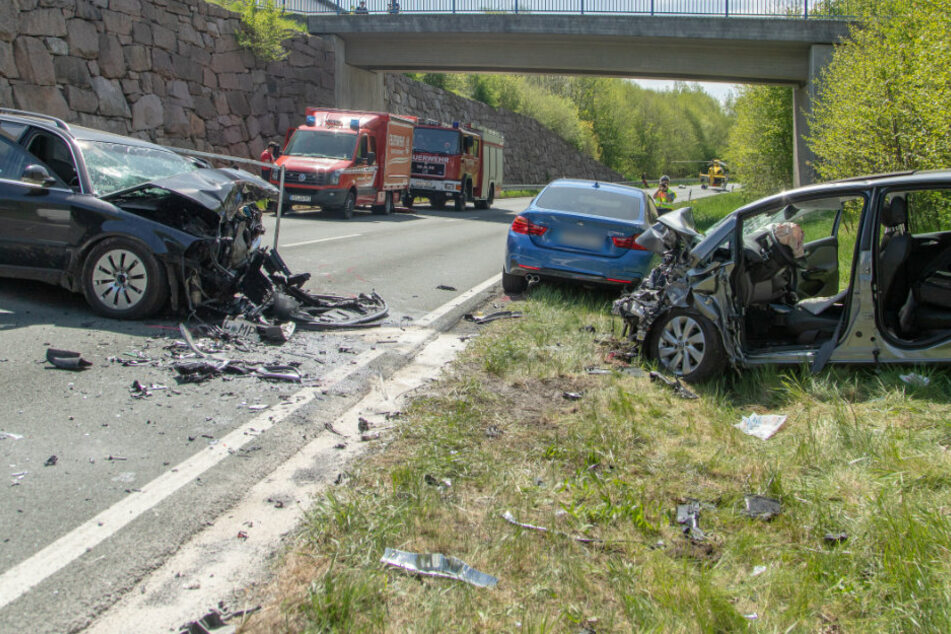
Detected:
left=698, top=159, right=729, bottom=190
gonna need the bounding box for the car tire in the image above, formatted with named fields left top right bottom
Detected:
left=340, top=191, right=355, bottom=219
left=372, top=191, right=394, bottom=215
left=431, top=194, right=446, bottom=210
left=454, top=192, right=465, bottom=211
left=475, top=184, right=495, bottom=210
left=402, top=191, right=414, bottom=209
left=648, top=308, right=725, bottom=383
left=501, top=270, right=528, bottom=295
left=82, top=238, right=168, bottom=320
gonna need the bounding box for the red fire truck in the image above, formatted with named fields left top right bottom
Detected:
left=408, top=121, right=504, bottom=211
left=273, top=108, right=415, bottom=218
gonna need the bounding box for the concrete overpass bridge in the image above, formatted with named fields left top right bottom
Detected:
left=301, top=9, right=853, bottom=184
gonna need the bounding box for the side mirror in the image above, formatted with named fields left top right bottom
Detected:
left=23, top=164, right=57, bottom=188
left=365, top=151, right=376, bottom=166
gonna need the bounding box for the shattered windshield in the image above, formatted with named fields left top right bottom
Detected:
left=79, top=140, right=199, bottom=196
left=284, top=130, right=357, bottom=160
left=413, top=128, right=461, bottom=155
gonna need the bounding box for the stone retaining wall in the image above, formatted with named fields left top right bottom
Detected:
left=0, top=0, right=334, bottom=159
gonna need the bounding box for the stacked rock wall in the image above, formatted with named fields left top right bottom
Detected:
left=0, top=0, right=334, bottom=158
left=385, top=74, right=624, bottom=185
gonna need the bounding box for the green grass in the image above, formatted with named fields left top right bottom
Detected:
left=671, top=191, right=750, bottom=231
left=247, top=193, right=951, bottom=632
left=247, top=286, right=951, bottom=633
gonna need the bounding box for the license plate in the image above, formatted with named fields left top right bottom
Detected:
left=289, top=194, right=311, bottom=202
left=561, top=230, right=603, bottom=249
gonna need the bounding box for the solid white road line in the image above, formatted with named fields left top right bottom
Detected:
left=281, top=233, right=362, bottom=248
left=0, top=272, right=502, bottom=612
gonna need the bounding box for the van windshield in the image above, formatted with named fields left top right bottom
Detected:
left=413, top=128, right=460, bottom=155
left=285, top=130, right=357, bottom=160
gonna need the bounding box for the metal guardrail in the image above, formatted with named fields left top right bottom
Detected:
left=278, top=0, right=856, bottom=18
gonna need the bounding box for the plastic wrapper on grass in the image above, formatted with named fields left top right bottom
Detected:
left=380, top=548, right=498, bottom=588
left=734, top=413, right=787, bottom=440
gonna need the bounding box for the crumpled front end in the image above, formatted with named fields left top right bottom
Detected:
left=613, top=251, right=695, bottom=349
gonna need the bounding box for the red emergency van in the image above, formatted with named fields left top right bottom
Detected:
left=273, top=108, right=415, bottom=218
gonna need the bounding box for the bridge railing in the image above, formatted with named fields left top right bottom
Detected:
left=281, top=0, right=856, bottom=17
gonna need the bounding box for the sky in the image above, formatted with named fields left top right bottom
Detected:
left=631, top=79, right=739, bottom=104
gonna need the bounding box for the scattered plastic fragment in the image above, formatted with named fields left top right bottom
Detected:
left=824, top=531, right=848, bottom=544
left=586, top=367, right=612, bottom=375
left=46, top=348, right=92, bottom=371
left=735, top=413, right=787, bottom=440
left=562, top=391, right=583, bottom=401
left=0, top=431, right=23, bottom=441
left=744, top=613, right=759, bottom=621
left=435, top=285, right=457, bottom=291
left=751, top=565, right=767, bottom=577
left=237, top=531, right=249, bottom=540
left=743, top=495, right=781, bottom=520
left=464, top=311, right=523, bottom=324
left=247, top=404, right=268, bottom=411
left=648, top=370, right=698, bottom=399
left=424, top=474, right=452, bottom=489
left=676, top=500, right=705, bottom=540
left=260, top=321, right=296, bottom=343
left=179, top=607, right=261, bottom=634
left=380, top=548, right=498, bottom=588
left=501, top=510, right=601, bottom=544
left=44, top=455, right=58, bottom=467
left=900, top=373, right=930, bottom=387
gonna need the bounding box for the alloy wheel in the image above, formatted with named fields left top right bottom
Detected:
left=91, top=248, right=148, bottom=310
left=657, top=314, right=706, bottom=377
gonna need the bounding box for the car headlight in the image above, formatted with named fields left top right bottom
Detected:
left=329, top=170, right=342, bottom=185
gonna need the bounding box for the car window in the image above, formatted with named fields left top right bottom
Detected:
left=26, top=131, right=77, bottom=186
left=903, top=189, right=951, bottom=235
left=77, top=139, right=199, bottom=196
left=284, top=130, right=357, bottom=159
left=0, top=121, right=27, bottom=142
left=0, top=135, right=67, bottom=187
left=535, top=185, right=644, bottom=221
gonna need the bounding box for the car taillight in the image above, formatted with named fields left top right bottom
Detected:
left=612, top=234, right=647, bottom=250
left=511, top=215, right=548, bottom=236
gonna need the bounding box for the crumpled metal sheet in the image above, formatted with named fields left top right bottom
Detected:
left=380, top=548, right=498, bottom=588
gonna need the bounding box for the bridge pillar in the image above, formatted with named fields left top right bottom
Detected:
left=330, top=35, right=385, bottom=111
left=793, top=44, right=834, bottom=186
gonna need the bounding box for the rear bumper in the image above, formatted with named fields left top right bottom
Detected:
left=505, top=233, right=653, bottom=286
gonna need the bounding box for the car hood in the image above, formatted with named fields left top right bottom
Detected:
left=103, top=168, right=278, bottom=220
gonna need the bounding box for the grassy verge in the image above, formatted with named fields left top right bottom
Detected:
left=246, top=193, right=951, bottom=632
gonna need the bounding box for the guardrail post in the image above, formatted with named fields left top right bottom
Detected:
left=273, top=166, right=286, bottom=251
left=580, top=0, right=584, bottom=15
left=515, top=0, right=518, bottom=14
left=804, top=0, right=809, bottom=18
left=451, top=0, right=455, bottom=12
left=650, top=0, right=654, bottom=15
left=725, top=0, right=729, bottom=17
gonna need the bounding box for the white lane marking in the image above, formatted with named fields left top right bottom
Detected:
left=416, top=272, right=501, bottom=328
left=87, top=331, right=469, bottom=633
left=282, top=233, right=362, bottom=248
left=0, top=271, right=502, bottom=611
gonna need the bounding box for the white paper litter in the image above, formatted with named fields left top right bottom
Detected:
left=899, top=373, right=930, bottom=387
left=735, top=413, right=787, bottom=440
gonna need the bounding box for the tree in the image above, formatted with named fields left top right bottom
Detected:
left=809, top=0, right=951, bottom=179
left=214, top=0, right=305, bottom=62
left=725, top=85, right=793, bottom=197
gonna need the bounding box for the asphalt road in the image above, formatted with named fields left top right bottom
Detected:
left=0, top=196, right=529, bottom=633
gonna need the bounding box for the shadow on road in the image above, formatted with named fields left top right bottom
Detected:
left=0, top=278, right=178, bottom=336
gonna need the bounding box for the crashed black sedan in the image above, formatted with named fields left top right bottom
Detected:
left=0, top=109, right=280, bottom=319
left=614, top=171, right=951, bottom=382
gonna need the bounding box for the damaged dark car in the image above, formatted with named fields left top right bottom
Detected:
left=614, top=170, right=951, bottom=382
left=0, top=109, right=387, bottom=328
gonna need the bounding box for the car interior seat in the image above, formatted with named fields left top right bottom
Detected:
left=877, top=197, right=913, bottom=332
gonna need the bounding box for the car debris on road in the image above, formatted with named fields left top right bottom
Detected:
left=46, top=348, right=93, bottom=371
left=380, top=548, right=499, bottom=588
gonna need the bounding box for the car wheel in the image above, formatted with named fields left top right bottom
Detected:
left=501, top=270, right=528, bottom=295
left=402, top=191, right=414, bottom=209
left=475, top=185, right=494, bottom=210
left=82, top=238, right=168, bottom=319
left=454, top=192, right=465, bottom=211
left=648, top=309, right=724, bottom=383
left=340, top=191, right=355, bottom=219
left=431, top=194, right=446, bottom=210
left=372, top=191, right=394, bottom=215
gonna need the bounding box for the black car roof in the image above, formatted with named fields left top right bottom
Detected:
left=0, top=110, right=174, bottom=152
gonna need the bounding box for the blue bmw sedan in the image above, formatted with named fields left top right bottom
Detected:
left=502, top=179, right=660, bottom=294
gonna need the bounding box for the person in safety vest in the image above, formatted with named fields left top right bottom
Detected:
left=653, top=174, right=676, bottom=210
